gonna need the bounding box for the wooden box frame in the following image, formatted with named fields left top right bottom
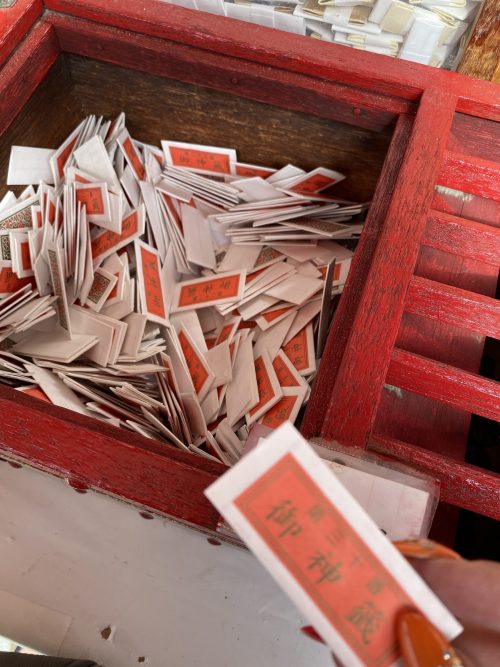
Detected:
left=0, top=0, right=499, bottom=535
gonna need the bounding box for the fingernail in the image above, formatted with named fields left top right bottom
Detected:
left=393, top=539, right=461, bottom=560
left=300, top=626, right=325, bottom=644
left=397, top=611, right=463, bottom=667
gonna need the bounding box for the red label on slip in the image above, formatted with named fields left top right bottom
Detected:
left=272, top=354, right=300, bottom=388
left=140, top=246, right=165, bottom=319
left=169, top=147, right=231, bottom=174
left=178, top=330, right=209, bottom=395
left=260, top=395, right=298, bottom=428
left=262, top=305, right=294, bottom=324
left=76, top=187, right=105, bottom=215
left=249, top=356, right=275, bottom=417
left=235, top=454, right=409, bottom=667
left=0, top=266, right=34, bottom=294
left=283, top=328, right=309, bottom=373
left=57, top=135, right=79, bottom=178
left=178, top=274, right=241, bottom=308
left=91, top=210, right=139, bottom=260
left=122, top=136, right=146, bottom=181
left=20, top=241, right=32, bottom=272
left=290, top=173, right=337, bottom=194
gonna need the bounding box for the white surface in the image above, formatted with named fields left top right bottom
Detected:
left=0, top=460, right=332, bottom=667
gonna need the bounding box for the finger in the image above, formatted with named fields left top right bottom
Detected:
left=410, top=558, right=500, bottom=634
left=454, top=625, right=500, bottom=667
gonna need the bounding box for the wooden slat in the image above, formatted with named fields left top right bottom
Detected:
left=317, top=88, right=456, bottom=446
left=0, top=385, right=223, bottom=530
left=438, top=151, right=500, bottom=201
left=302, top=113, right=414, bottom=438
left=370, top=435, right=500, bottom=520
left=405, top=276, right=500, bottom=339
left=43, top=0, right=500, bottom=120
left=0, top=0, right=42, bottom=66
left=0, top=20, right=59, bottom=136
left=423, top=210, right=500, bottom=265
left=458, top=0, right=500, bottom=83
left=387, top=348, right=500, bottom=422
left=49, top=13, right=400, bottom=133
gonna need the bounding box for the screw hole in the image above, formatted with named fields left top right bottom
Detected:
left=207, top=537, right=221, bottom=546
left=8, top=462, right=22, bottom=469
left=100, top=626, right=112, bottom=641
left=137, top=658, right=146, bottom=663
left=139, top=511, right=154, bottom=520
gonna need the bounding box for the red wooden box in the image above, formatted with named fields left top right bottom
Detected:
left=0, top=0, right=499, bottom=539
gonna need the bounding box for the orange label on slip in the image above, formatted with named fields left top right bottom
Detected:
left=234, top=454, right=409, bottom=667
left=290, top=173, right=336, bottom=194
left=122, top=136, right=146, bottom=181
left=260, top=394, right=298, bottom=428
left=262, top=304, right=294, bottom=324
left=176, top=273, right=242, bottom=309
left=283, top=328, right=309, bottom=373
left=91, top=209, right=141, bottom=261
left=169, top=147, right=231, bottom=174
left=0, top=266, right=34, bottom=294
left=76, top=186, right=105, bottom=215
left=249, top=356, right=276, bottom=418
left=178, top=330, right=209, bottom=395
left=140, top=246, right=165, bottom=319
left=272, top=354, right=301, bottom=388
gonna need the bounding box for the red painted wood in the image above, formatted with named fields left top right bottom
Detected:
left=302, top=113, right=414, bottom=439
left=423, top=210, right=500, bottom=265
left=0, top=20, right=59, bottom=135
left=0, top=0, right=42, bottom=65
left=0, top=385, right=223, bottom=530
left=438, top=152, right=500, bottom=201
left=42, top=0, right=500, bottom=120
left=47, top=13, right=402, bottom=132
left=387, top=348, right=500, bottom=422
left=318, top=89, right=456, bottom=446
left=370, top=435, right=500, bottom=521
left=405, top=276, right=500, bottom=339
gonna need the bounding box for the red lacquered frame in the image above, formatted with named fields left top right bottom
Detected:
left=0, top=1, right=499, bottom=532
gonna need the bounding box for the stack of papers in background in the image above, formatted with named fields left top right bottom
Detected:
left=162, top=0, right=482, bottom=68
left=0, top=112, right=365, bottom=464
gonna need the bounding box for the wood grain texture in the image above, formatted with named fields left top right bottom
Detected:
left=423, top=210, right=500, bottom=265
left=50, top=13, right=406, bottom=130
left=438, top=152, right=500, bottom=201
left=458, top=0, right=500, bottom=82
left=318, top=89, right=457, bottom=446
left=370, top=435, right=500, bottom=520
left=0, top=0, right=42, bottom=65
left=302, top=113, right=414, bottom=439
left=67, top=53, right=391, bottom=202
left=42, top=0, right=500, bottom=120
left=0, top=20, right=59, bottom=137
left=0, top=384, right=223, bottom=530
left=448, top=112, right=500, bottom=165
left=405, top=276, right=500, bottom=339
left=387, top=348, right=500, bottom=422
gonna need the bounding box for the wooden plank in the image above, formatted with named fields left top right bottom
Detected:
left=423, top=210, right=500, bottom=265
left=43, top=0, right=500, bottom=119
left=438, top=151, right=500, bottom=201
left=370, top=435, right=500, bottom=520
left=458, top=0, right=500, bottom=83
left=0, top=0, right=42, bottom=66
left=302, top=113, right=414, bottom=438
left=48, top=13, right=403, bottom=131
left=0, top=20, right=59, bottom=136
left=0, top=385, right=223, bottom=530
left=405, top=276, right=500, bottom=339
left=318, top=88, right=456, bottom=446
left=387, top=348, right=500, bottom=422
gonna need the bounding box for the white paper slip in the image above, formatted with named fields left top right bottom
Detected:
left=205, top=423, right=462, bottom=667
left=7, top=147, right=56, bottom=185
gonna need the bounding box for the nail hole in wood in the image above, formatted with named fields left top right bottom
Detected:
left=100, top=626, right=112, bottom=640
left=139, top=511, right=154, bottom=520
left=8, top=461, right=22, bottom=469
left=207, top=537, right=221, bottom=546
